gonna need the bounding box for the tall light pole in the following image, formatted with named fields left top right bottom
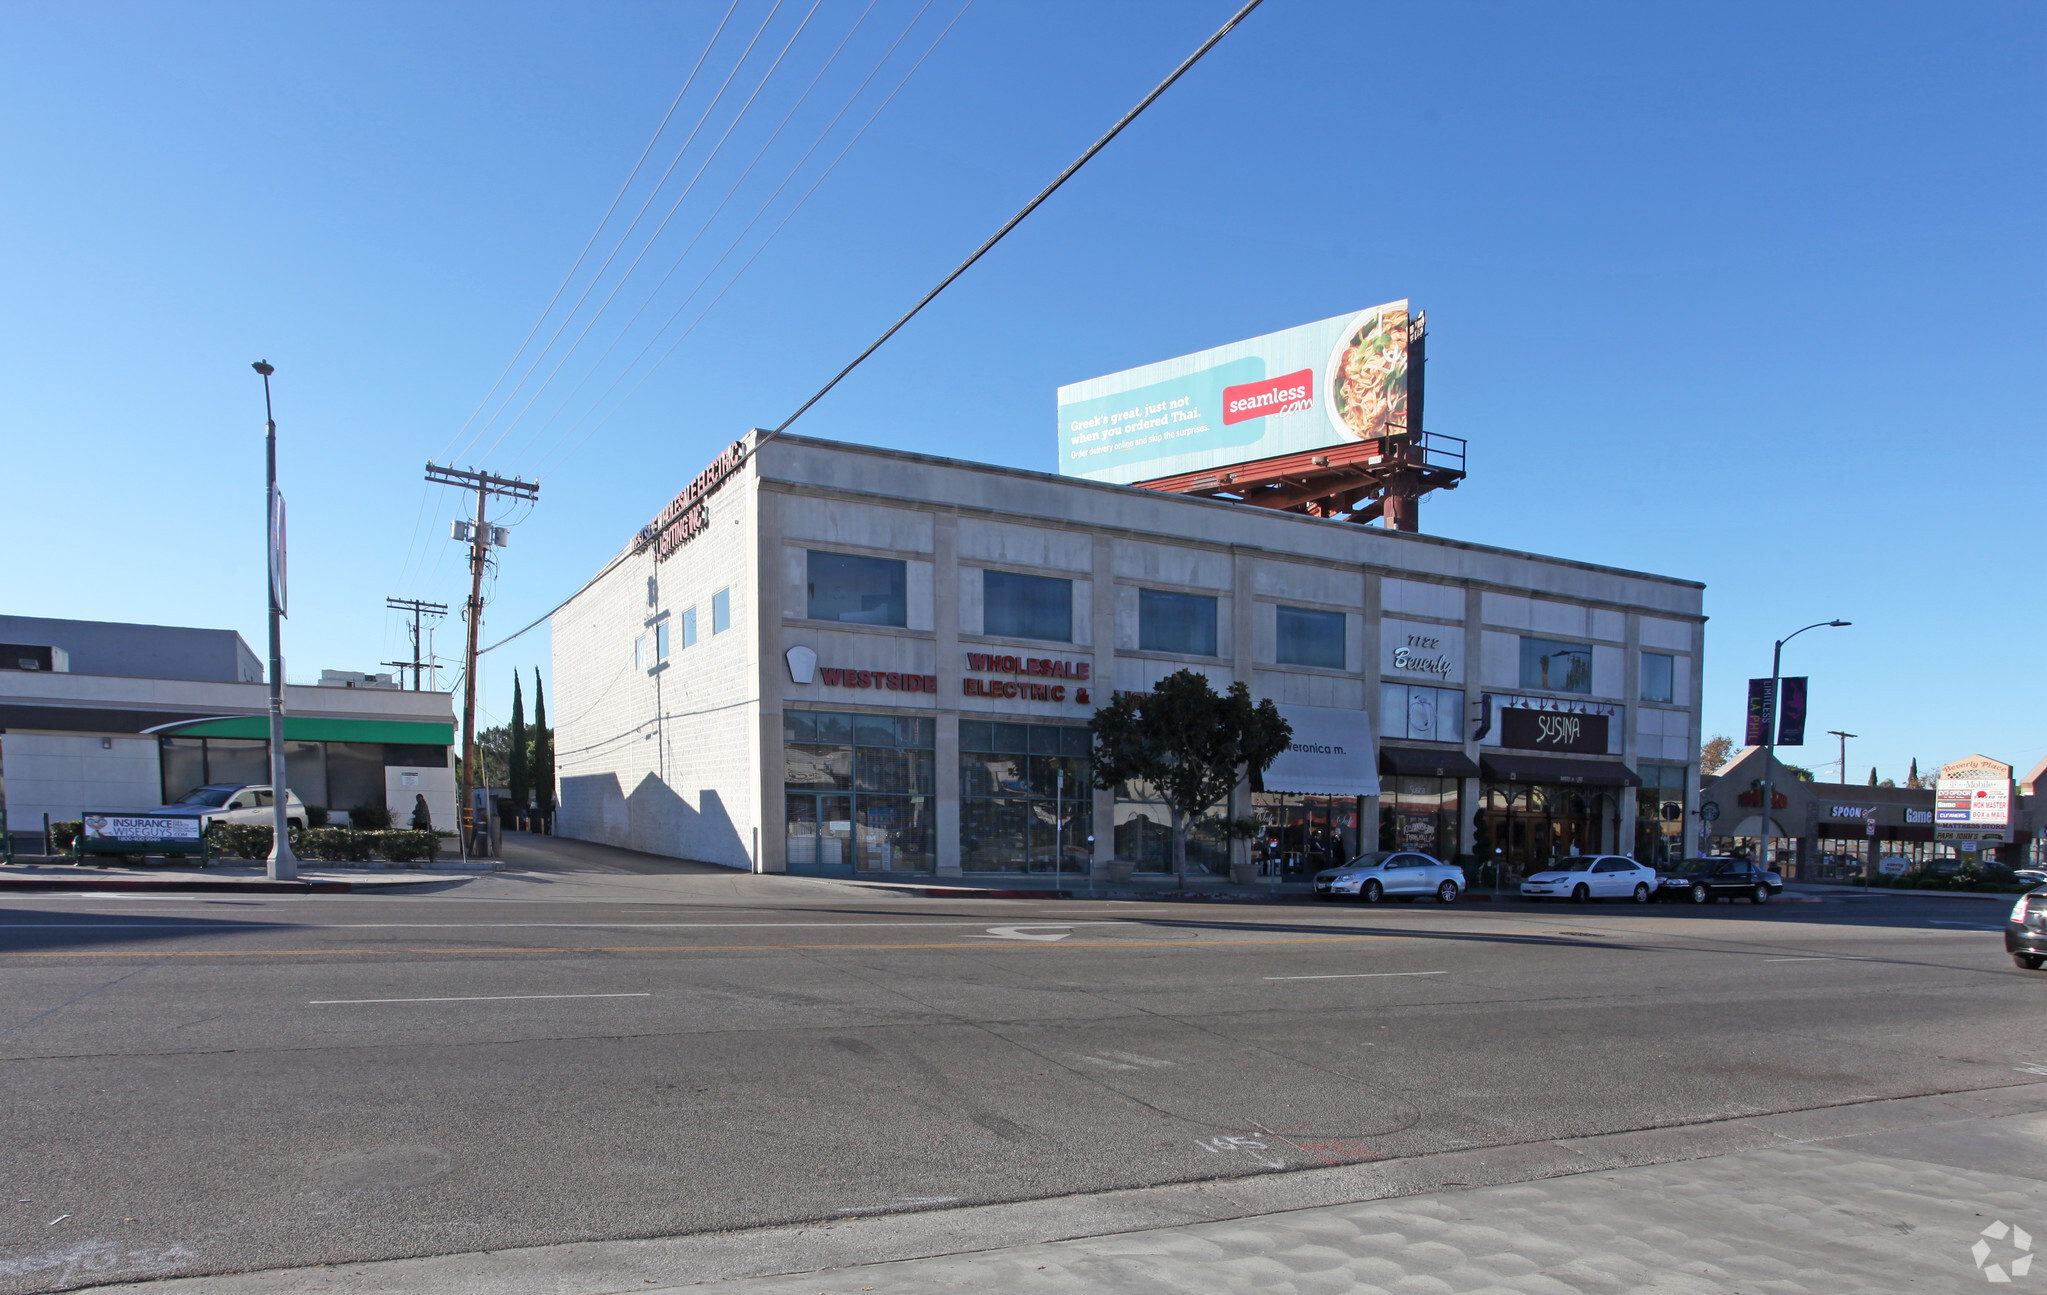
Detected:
left=1754, top=620, right=1850, bottom=876
left=1827, top=730, right=1857, bottom=784
left=253, top=361, right=296, bottom=880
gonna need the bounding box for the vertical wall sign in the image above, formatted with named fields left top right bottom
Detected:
left=1745, top=678, right=1776, bottom=747
left=1776, top=676, right=1807, bottom=746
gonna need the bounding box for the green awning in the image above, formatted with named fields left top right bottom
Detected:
left=146, top=716, right=455, bottom=745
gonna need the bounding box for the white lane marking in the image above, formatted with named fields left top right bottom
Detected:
left=308, top=993, right=652, bottom=1005
left=972, top=925, right=1074, bottom=942
left=1763, top=956, right=1871, bottom=962
left=1265, top=971, right=1447, bottom=980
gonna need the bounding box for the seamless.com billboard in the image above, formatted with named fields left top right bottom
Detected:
left=1057, top=300, right=1416, bottom=485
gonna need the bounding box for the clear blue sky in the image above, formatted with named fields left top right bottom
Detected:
left=3, top=1, right=2040, bottom=785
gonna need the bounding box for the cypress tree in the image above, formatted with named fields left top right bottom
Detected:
left=508, top=673, right=529, bottom=817
left=533, top=668, right=555, bottom=822
left=1868, top=767, right=1877, bottom=786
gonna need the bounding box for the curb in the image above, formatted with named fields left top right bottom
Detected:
left=0, top=872, right=480, bottom=894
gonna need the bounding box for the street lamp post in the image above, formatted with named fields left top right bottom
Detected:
left=252, top=361, right=297, bottom=881
left=1754, top=620, right=1849, bottom=878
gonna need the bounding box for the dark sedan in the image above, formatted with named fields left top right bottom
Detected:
left=1656, top=857, right=1785, bottom=904
left=2009, top=887, right=2047, bottom=971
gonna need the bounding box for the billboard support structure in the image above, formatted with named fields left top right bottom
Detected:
left=1132, top=429, right=1465, bottom=531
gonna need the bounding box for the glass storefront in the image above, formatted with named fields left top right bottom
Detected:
left=158, top=736, right=440, bottom=816
left=1377, top=776, right=1460, bottom=858
left=784, top=710, right=936, bottom=875
left=1633, top=764, right=1687, bottom=866
left=1479, top=782, right=1621, bottom=879
left=1253, top=793, right=1361, bottom=879
left=1115, top=779, right=1229, bottom=874
left=959, top=719, right=1093, bottom=875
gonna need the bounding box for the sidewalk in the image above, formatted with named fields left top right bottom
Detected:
left=0, top=863, right=481, bottom=893
left=86, top=1084, right=2047, bottom=1294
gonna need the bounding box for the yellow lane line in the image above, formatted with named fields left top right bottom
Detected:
left=0, top=934, right=1403, bottom=958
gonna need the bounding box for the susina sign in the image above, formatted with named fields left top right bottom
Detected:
left=634, top=439, right=746, bottom=562
left=1499, top=707, right=1609, bottom=754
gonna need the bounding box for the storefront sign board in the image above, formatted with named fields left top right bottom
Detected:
left=1263, top=704, right=1380, bottom=798
left=1381, top=620, right=1463, bottom=682
left=1498, top=707, right=1610, bottom=754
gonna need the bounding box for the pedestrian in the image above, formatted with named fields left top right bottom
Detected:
left=410, top=793, right=432, bottom=832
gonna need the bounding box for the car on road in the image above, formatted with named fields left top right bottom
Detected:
left=1314, top=851, right=1466, bottom=904
left=1655, top=857, right=1784, bottom=904
left=2009, top=886, right=2047, bottom=971
left=168, top=784, right=309, bottom=832
left=1519, top=855, right=1658, bottom=903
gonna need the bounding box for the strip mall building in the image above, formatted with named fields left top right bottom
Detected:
left=550, top=432, right=1706, bottom=882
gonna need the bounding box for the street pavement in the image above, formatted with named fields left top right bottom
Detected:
left=0, top=839, right=2039, bottom=1292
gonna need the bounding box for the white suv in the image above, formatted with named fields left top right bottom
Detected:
left=168, top=784, right=308, bottom=832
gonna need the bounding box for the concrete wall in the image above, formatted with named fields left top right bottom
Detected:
left=0, top=616, right=261, bottom=683
left=3, top=732, right=162, bottom=827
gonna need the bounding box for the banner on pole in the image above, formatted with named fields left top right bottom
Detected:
left=269, top=490, right=289, bottom=618
left=1744, top=678, right=1775, bottom=747
left=1776, top=676, right=1807, bottom=746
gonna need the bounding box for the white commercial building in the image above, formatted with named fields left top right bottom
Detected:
left=550, top=434, right=1705, bottom=881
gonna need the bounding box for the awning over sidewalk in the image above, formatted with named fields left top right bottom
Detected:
left=1480, top=753, right=1642, bottom=787
left=1379, top=745, right=1481, bottom=779
left=143, top=715, right=455, bottom=745
left=1261, top=704, right=1379, bottom=797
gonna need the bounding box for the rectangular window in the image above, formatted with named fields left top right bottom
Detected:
left=712, top=588, right=731, bottom=635
left=1138, top=588, right=1217, bottom=656
left=959, top=720, right=1093, bottom=874
left=633, top=635, right=647, bottom=670
left=1276, top=605, right=1345, bottom=669
left=1519, top=636, right=1592, bottom=693
left=982, top=570, right=1072, bottom=642
left=1641, top=651, right=1675, bottom=703
left=783, top=711, right=935, bottom=875
left=807, top=551, right=906, bottom=626
left=681, top=606, right=697, bottom=648
left=655, top=621, right=670, bottom=662
left=1379, top=683, right=1466, bottom=743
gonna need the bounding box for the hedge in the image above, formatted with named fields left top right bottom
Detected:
left=205, top=823, right=441, bottom=865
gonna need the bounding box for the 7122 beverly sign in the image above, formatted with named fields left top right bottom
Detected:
left=633, top=439, right=747, bottom=562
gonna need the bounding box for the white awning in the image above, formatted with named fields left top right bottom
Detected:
left=1727, top=816, right=1789, bottom=838
left=1263, top=704, right=1379, bottom=798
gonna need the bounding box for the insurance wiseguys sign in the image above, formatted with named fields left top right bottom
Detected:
left=1057, top=301, right=1417, bottom=485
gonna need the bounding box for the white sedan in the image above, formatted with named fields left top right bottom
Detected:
left=1520, top=855, right=1658, bottom=903
left=1314, top=851, right=1467, bottom=904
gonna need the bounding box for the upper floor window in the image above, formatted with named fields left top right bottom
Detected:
left=807, top=551, right=905, bottom=627
left=1138, top=588, right=1217, bottom=656
left=655, top=621, right=671, bottom=662
left=1641, top=651, right=1674, bottom=703
left=1276, top=605, right=1344, bottom=669
left=1519, top=635, right=1591, bottom=693
left=712, top=588, right=732, bottom=635
left=681, top=606, right=698, bottom=648
left=634, top=634, right=647, bottom=670
left=983, top=570, right=1071, bottom=642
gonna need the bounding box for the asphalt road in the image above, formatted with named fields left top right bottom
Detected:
left=0, top=863, right=2038, bottom=1292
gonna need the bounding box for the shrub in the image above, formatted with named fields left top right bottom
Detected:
left=50, top=820, right=83, bottom=854
left=206, top=822, right=272, bottom=859
left=306, top=806, right=330, bottom=829
left=347, top=802, right=393, bottom=830
left=296, top=827, right=372, bottom=863
left=376, top=830, right=439, bottom=864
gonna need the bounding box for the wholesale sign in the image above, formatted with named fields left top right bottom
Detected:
left=1057, top=301, right=1418, bottom=485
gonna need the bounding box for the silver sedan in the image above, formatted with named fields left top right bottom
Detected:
left=1314, top=851, right=1467, bottom=903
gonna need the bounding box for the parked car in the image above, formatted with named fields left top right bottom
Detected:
left=168, top=784, right=308, bottom=832
left=2009, top=886, right=2046, bottom=971
left=1314, top=851, right=1466, bottom=903
left=2016, top=869, right=2047, bottom=887
left=1655, top=857, right=1784, bottom=904
left=1519, top=855, right=1658, bottom=903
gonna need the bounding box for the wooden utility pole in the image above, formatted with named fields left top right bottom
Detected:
left=384, top=596, right=448, bottom=690
left=424, top=463, right=538, bottom=855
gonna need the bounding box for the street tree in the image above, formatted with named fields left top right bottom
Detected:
left=532, top=668, right=556, bottom=823
left=1087, top=669, right=1290, bottom=881
left=509, top=672, right=529, bottom=814
left=1700, top=734, right=1735, bottom=773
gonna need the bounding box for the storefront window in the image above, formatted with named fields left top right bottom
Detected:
left=1378, top=777, right=1461, bottom=858
left=1115, top=777, right=1227, bottom=874
left=1479, top=782, right=1616, bottom=878
left=982, top=571, right=1072, bottom=643
left=784, top=709, right=934, bottom=874
left=1519, top=636, right=1592, bottom=693
left=1379, top=683, right=1466, bottom=743
left=960, top=719, right=1091, bottom=874
left=1253, top=793, right=1361, bottom=878
left=807, top=552, right=906, bottom=626
left=1276, top=606, right=1344, bottom=669
left=1138, top=589, right=1217, bottom=656
left=1633, top=764, right=1687, bottom=865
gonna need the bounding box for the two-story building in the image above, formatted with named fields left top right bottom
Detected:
left=549, top=433, right=1706, bottom=881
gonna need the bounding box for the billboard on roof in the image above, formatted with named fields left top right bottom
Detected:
left=1057, top=300, right=1418, bottom=485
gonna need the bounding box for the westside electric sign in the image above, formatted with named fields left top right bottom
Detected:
left=1057, top=301, right=1419, bottom=485
left=633, top=439, right=747, bottom=562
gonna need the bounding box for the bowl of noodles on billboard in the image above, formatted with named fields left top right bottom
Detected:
left=1324, top=302, right=1410, bottom=441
